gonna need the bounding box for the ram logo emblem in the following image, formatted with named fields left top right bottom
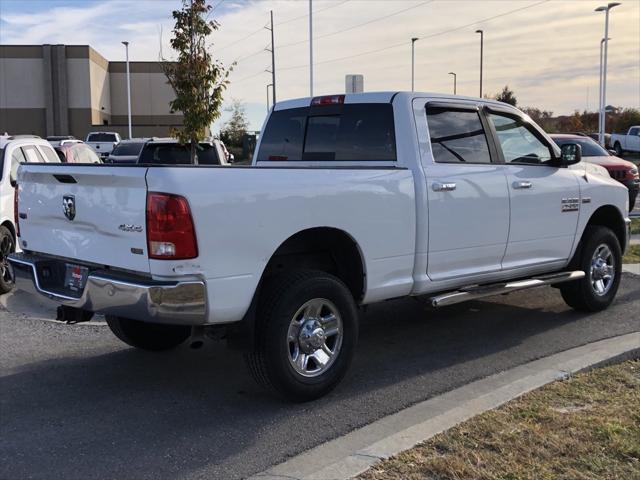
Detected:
left=62, top=195, right=76, bottom=221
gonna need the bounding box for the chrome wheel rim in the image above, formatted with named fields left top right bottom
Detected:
left=0, top=235, right=14, bottom=284
left=287, top=298, right=343, bottom=378
left=589, top=244, right=615, bottom=296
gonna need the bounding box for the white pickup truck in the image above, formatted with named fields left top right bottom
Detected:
left=611, top=126, right=640, bottom=156
left=10, top=92, right=631, bottom=401
left=85, top=131, right=121, bottom=159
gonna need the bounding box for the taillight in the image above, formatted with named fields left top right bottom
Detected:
left=146, top=192, right=197, bottom=260
left=311, top=94, right=345, bottom=106
left=14, top=186, right=19, bottom=237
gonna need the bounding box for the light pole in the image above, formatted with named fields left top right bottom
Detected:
left=595, top=3, right=621, bottom=146
left=598, top=37, right=610, bottom=145
left=121, top=41, right=132, bottom=139
left=266, top=83, right=273, bottom=112
left=411, top=37, right=418, bottom=91
left=448, top=72, right=457, bottom=95
left=475, top=29, right=483, bottom=98
left=309, top=0, right=314, bottom=96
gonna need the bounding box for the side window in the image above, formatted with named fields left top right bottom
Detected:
left=10, top=148, right=27, bottom=184
left=22, top=145, right=46, bottom=163
left=257, top=108, right=308, bottom=161
left=629, top=127, right=639, bottom=136
left=39, top=145, right=60, bottom=163
left=488, top=113, right=553, bottom=165
left=426, top=107, right=492, bottom=164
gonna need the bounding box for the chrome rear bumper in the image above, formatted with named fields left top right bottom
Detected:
left=8, top=253, right=207, bottom=325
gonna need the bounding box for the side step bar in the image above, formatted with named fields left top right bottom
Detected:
left=429, top=271, right=585, bottom=308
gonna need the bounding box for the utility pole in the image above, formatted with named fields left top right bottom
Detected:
left=309, top=0, right=314, bottom=96
left=411, top=37, right=418, bottom=91
left=269, top=11, right=276, bottom=104
left=475, top=29, right=483, bottom=98
left=122, top=41, right=132, bottom=139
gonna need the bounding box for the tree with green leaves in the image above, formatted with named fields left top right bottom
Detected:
left=162, top=0, right=230, bottom=162
left=220, top=99, right=249, bottom=148
left=495, top=85, right=517, bottom=107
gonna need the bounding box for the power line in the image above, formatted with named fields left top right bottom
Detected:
left=277, top=0, right=434, bottom=50
left=275, top=0, right=351, bottom=26
left=232, top=68, right=269, bottom=84
left=279, top=0, right=550, bottom=71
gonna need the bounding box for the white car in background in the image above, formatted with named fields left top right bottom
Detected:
left=0, top=134, right=60, bottom=293
left=85, top=132, right=121, bottom=159
left=611, top=126, right=640, bottom=156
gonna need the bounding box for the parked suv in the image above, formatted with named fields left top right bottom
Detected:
left=0, top=134, right=60, bottom=293
left=552, top=134, right=639, bottom=210
left=107, top=138, right=149, bottom=164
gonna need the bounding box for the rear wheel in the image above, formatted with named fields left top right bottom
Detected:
left=105, top=316, right=191, bottom=351
left=0, top=226, right=15, bottom=294
left=245, top=270, right=359, bottom=402
left=560, top=226, right=621, bottom=312
left=614, top=142, right=623, bottom=156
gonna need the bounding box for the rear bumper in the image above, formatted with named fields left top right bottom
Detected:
left=8, top=253, right=207, bottom=326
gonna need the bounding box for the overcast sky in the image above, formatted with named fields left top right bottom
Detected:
left=1, top=0, right=638, bottom=132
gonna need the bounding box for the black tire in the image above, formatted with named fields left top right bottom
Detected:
left=105, top=316, right=191, bottom=351
left=0, top=225, right=16, bottom=294
left=614, top=142, right=623, bottom=157
left=245, top=270, right=359, bottom=402
left=560, top=226, right=622, bottom=312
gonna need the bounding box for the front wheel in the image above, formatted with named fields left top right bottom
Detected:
left=245, top=270, right=359, bottom=402
left=0, top=225, right=15, bottom=294
left=105, top=316, right=191, bottom=351
left=560, top=226, right=622, bottom=312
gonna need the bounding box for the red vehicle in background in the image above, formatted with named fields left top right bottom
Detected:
left=552, top=134, right=639, bottom=210
left=54, top=141, right=102, bottom=164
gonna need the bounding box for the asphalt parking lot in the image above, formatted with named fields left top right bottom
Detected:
left=1, top=274, right=639, bottom=480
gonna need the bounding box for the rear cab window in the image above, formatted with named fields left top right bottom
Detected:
left=257, top=102, right=396, bottom=163
left=87, top=133, right=118, bottom=143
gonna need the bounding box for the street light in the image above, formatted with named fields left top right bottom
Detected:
left=595, top=2, right=621, bottom=146
left=448, top=72, right=457, bottom=95
left=121, top=41, right=132, bottom=139
left=475, top=29, right=483, bottom=98
left=411, top=37, right=419, bottom=91
left=598, top=37, right=611, bottom=145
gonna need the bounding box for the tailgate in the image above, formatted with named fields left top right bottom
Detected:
left=17, top=165, right=150, bottom=274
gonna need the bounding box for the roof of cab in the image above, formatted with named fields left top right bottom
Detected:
left=273, top=91, right=511, bottom=111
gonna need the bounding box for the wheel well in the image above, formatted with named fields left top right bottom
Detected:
left=584, top=205, right=625, bottom=249
left=263, top=227, right=365, bottom=301
left=1, top=221, right=16, bottom=241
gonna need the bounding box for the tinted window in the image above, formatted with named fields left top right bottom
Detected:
left=426, top=107, right=491, bottom=163
left=10, top=148, right=27, bottom=182
left=111, top=142, right=145, bottom=156
left=489, top=113, right=552, bottom=164
left=87, top=133, right=118, bottom=142
left=629, top=127, right=639, bottom=136
left=257, top=104, right=396, bottom=161
left=138, top=143, right=220, bottom=165
left=553, top=137, right=608, bottom=157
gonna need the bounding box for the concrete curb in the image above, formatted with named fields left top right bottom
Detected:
left=250, top=332, right=640, bottom=480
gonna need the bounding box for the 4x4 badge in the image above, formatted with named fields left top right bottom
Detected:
left=63, top=195, right=76, bottom=221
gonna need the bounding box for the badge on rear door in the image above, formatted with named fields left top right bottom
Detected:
left=63, top=195, right=76, bottom=221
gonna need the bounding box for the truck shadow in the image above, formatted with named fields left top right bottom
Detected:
left=1, top=275, right=639, bottom=480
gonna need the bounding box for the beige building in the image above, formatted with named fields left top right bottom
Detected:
left=0, top=44, right=183, bottom=139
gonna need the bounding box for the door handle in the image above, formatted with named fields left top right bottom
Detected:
left=512, top=180, right=532, bottom=189
left=432, top=182, right=457, bottom=192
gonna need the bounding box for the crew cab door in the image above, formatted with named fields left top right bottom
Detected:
left=485, top=108, right=580, bottom=268
left=423, top=102, right=510, bottom=281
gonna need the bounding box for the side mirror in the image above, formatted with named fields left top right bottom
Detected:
left=559, top=143, right=582, bottom=166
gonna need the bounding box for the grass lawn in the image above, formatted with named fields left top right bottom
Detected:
left=631, top=218, right=640, bottom=235
left=359, top=361, right=640, bottom=480
left=623, top=244, right=640, bottom=264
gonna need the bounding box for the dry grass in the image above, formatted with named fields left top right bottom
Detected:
left=624, top=244, right=640, bottom=264
left=359, top=361, right=640, bottom=480
left=631, top=218, right=640, bottom=235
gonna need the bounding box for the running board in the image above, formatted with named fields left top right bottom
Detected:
left=429, top=271, right=585, bottom=308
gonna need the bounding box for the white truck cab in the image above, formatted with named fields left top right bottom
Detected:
left=85, top=131, right=121, bottom=159
left=0, top=134, right=60, bottom=293
left=9, top=93, right=630, bottom=401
